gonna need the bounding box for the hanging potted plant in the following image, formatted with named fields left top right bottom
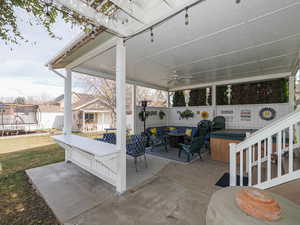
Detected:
left=177, top=109, right=194, bottom=120
left=159, top=110, right=166, bottom=120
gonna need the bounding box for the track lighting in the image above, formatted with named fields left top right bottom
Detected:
left=185, top=7, right=189, bottom=26
left=150, top=27, right=154, bottom=43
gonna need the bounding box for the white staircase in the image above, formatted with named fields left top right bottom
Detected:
left=229, top=109, right=300, bottom=189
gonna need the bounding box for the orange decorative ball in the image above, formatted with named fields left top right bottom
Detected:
left=235, top=188, right=281, bottom=221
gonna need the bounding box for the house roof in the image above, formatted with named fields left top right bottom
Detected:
left=39, top=104, right=63, bottom=113
left=72, top=93, right=97, bottom=108
left=54, top=92, right=111, bottom=111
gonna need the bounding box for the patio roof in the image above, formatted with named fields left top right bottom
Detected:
left=48, top=0, right=300, bottom=91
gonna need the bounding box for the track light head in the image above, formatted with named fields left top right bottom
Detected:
left=150, top=27, right=154, bottom=43
left=185, top=7, right=189, bottom=26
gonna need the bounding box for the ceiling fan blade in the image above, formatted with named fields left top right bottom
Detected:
left=179, top=76, right=193, bottom=80
left=168, top=79, right=177, bottom=86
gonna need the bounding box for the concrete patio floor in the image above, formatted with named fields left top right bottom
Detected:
left=26, top=155, right=229, bottom=225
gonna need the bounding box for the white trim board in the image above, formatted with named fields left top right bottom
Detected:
left=169, top=72, right=291, bottom=91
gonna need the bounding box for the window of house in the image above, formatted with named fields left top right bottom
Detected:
left=85, top=113, right=95, bottom=122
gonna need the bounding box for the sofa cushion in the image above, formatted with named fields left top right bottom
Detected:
left=185, top=128, right=192, bottom=136
left=149, top=128, right=157, bottom=135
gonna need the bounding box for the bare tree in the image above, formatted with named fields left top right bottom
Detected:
left=75, top=74, right=168, bottom=127
left=76, top=74, right=132, bottom=128
left=136, top=87, right=168, bottom=107
left=26, top=93, right=53, bottom=104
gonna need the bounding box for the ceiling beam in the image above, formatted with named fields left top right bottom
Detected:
left=162, top=0, right=176, bottom=8
left=65, top=37, right=118, bottom=69
left=96, top=0, right=109, bottom=10
left=109, top=0, right=147, bottom=24
left=127, top=0, right=205, bottom=37
left=89, top=0, right=96, bottom=6
left=55, top=0, right=128, bottom=37
left=169, top=72, right=291, bottom=91
left=73, top=67, right=169, bottom=91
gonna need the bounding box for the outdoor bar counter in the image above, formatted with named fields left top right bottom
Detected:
left=210, top=129, right=256, bottom=163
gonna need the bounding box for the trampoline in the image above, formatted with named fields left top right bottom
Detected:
left=0, top=103, right=40, bottom=136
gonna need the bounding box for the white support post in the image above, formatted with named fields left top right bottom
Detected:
left=277, top=131, right=282, bottom=177
left=212, top=85, right=216, bottom=117
left=267, top=136, right=272, bottom=181
left=82, top=111, right=85, bottom=132
left=116, top=38, right=127, bottom=194
left=257, top=140, right=262, bottom=184
left=289, top=75, right=295, bottom=111
left=245, top=132, right=250, bottom=173
left=229, top=143, right=237, bottom=186
left=289, top=125, right=294, bottom=173
left=132, top=84, right=137, bottom=134
left=102, top=113, right=105, bottom=131
left=64, top=69, right=72, bottom=135
left=296, top=122, right=300, bottom=146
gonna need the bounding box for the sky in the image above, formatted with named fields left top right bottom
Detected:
left=0, top=10, right=84, bottom=102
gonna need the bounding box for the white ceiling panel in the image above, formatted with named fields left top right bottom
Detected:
left=77, top=0, right=300, bottom=90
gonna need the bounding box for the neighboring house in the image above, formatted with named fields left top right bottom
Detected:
left=53, top=92, right=113, bottom=132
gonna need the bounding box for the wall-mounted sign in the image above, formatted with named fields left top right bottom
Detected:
left=221, top=110, right=234, bottom=115
left=259, top=107, right=276, bottom=121
left=240, top=109, right=251, bottom=121
left=220, top=110, right=234, bottom=122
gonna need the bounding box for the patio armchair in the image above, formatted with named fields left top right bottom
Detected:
left=95, top=133, right=116, bottom=144
left=212, top=116, right=225, bottom=131
left=184, top=121, right=211, bottom=145
left=178, top=135, right=207, bottom=162
left=185, top=120, right=212, bottom=149
left=126, top=134, right=147, bottom=172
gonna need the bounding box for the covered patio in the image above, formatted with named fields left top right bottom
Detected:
left=27, top=155, right=227, bottom=224
left=27, top=0, right=300, bottom=224
left=45, top=0, right=299, bottom=194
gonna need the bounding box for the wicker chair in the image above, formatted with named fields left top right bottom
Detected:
left=95, top=133, right=116, bottom=144
left=126, top=134, right=147, bottom=172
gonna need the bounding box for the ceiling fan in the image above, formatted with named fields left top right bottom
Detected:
left=164, top=71, right=193, bottom=85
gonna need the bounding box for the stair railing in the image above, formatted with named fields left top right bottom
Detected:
left=230, top=109, right=300, bottom=189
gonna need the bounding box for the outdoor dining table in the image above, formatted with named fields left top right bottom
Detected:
left=167, top=133, right=186, bottom=148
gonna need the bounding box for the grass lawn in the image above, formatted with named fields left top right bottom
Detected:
left=0, top=134, right=56, bottom=154
left=0, top=132, right=103, bottom=225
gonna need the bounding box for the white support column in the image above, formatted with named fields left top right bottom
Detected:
left=212, top=85, right=216, bottom=117
left=116, top=38, right=127, bottom=194
left=64, top=69, right=72, bottom=135
left=82, top=111, right=85, bottom=132
left=229, top=143, right=237, bottom=186
left=132, top=84, right=137, bottom=134
left=102, top=113, right=105, bottom=131
left=289, top=75, right=295, bottom=110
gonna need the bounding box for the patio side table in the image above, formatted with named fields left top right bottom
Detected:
left=167, top=133, right=186, bottom=148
